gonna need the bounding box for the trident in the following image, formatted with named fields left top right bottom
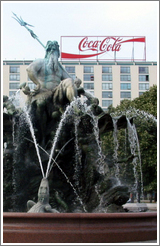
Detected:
left=12, top=12, right=45, bottom=49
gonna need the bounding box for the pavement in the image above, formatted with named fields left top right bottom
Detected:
left=128, top=240, right=157, bottom=243
left=123, top=202, right=157, bottom=212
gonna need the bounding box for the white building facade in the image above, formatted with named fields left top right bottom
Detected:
left=3, top=59, right=157, bottom=110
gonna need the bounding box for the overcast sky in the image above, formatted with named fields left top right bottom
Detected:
left=2, top=1, right=159, bottom=61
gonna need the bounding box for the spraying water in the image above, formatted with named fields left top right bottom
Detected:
left=12, top=117, right=16, bottom=146
left=87, top=108, right=105, bottom=175
left=25, top=137, right=87, bottom=212
left=45, top=99, right=78, bottom=178
left=112, top=118, right=121, bottom=185
left=133, top=109, right=157, bottom=123
left=133, top=124, right=144, bottom=199
left=127, top=118, right=144, bottom=200
left=11, top=93, right=87, bottom=211
left=9, top=89, right=21, bottom=108
left=24, top=106, right=45, bottom=177
left=111, top=107, right=157, bottom=124
left=46, top=97, right=88, bottom=178
left=127, top=119, right=144, bottom=199
left=73, top=116, right=82, bottom=187
left=10, top=90, right=45, bottom=178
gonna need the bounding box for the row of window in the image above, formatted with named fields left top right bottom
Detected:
left=9, top=65, right=150, bottom=82
left=102, top=90, right=146, bottom=108
left=9, top=82, right=149, bottom=91
left=83, top=82, right=149, bottom=91
left=64, top=65, right=150, bottom=82
left=102, top=100, right=112, bottom=107
left=9, top=74, right=32, bottom=81
left=102, top=93, right=135, bottom=108
left=65, top=66, right=149, bottom=74
left=9, top=65, right=150, bottom=75
left=9, top=73, right=149, bottom=82
left=84, top=74, right=149, bottom=82
left=9, top=74, right=20, bottom=81
left=102, top=91, right=145, bottom=99
left=102, top=92, right=130, bottom=98
left=9, top=82, right=36, bottom=90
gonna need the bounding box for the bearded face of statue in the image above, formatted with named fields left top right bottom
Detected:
left=45, top=41, right=60, bottom=72
left=38, top=178, right=49, bottom=203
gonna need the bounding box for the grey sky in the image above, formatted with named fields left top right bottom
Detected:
left=2, top=1, right=159, bottom=61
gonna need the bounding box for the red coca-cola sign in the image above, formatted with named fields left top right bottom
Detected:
left=78, top=37, right=122, bottom=52
left=61, top=36, right=146, bottom=61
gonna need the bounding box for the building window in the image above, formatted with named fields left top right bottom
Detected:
left=28, top=82, right=36, bottom=90
left=70, top=74, right=76, bottom=80
left=102, top=66, right=112, bottom=73
left=83, top=83, right=94, bottom=90
left=139, top=83, right=149, bottom=90
left=9, top=90, right=20, bottom=97
left=9, top=91, right=15, bottom=97
left=88, top=91, right=95, bottom=96
left=9, top=91, right=20, bottom=106
left=102, top=100, right=112, bottom=107
left=84, top=66, right=94, bottom=73
left=102, top=83, right=113, bottom=90
left=102, top=74, right=112, bottom=81
left=139, top=75, right=149, bottom=81
left=121, top=92, right=131, bottom=98
left=102, top=91, right=112, bottom=98
left=139, top=92, right=144, bottom=96
left=10, top=66, right=20, bottom=73
left=65, top=66, right=75, bottom=73
left=120, top=83, right=131, bottom=90
left=65, top=66, right=76, bottom=80
left=139, top=67, right=149, bottom=74
left=9, top=74, right=20, bottom=81
left=84, top=74, right=94, bottom=81
left=120, top=75, right=131, bottom=81
left=9, top=83, right=20, bottom=89
left=120, top=67, right=130, bottom=73
left=84, top=66, right=94, bottom=81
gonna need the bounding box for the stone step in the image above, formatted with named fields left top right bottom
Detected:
left=123, top=203, right=157, bottom=212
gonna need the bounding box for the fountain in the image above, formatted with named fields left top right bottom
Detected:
left=3, top=91, right=133, bottom=213
left=3, top=14, right=157, bottom=243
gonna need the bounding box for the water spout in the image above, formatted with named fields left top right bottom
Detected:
left=127, top=118, right=143, bottom=200
left=112, top=118, right=121, bottom=185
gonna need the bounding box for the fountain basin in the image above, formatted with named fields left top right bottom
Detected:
left=3, top=212, right=157, bottom=243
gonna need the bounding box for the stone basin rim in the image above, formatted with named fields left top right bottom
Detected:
left=3, top=212, right=157, bottom=243
left=3, top=211, right=157, bottom=219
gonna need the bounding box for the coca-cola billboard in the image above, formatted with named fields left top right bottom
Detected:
left=60, top=36, right=146, bottom=61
